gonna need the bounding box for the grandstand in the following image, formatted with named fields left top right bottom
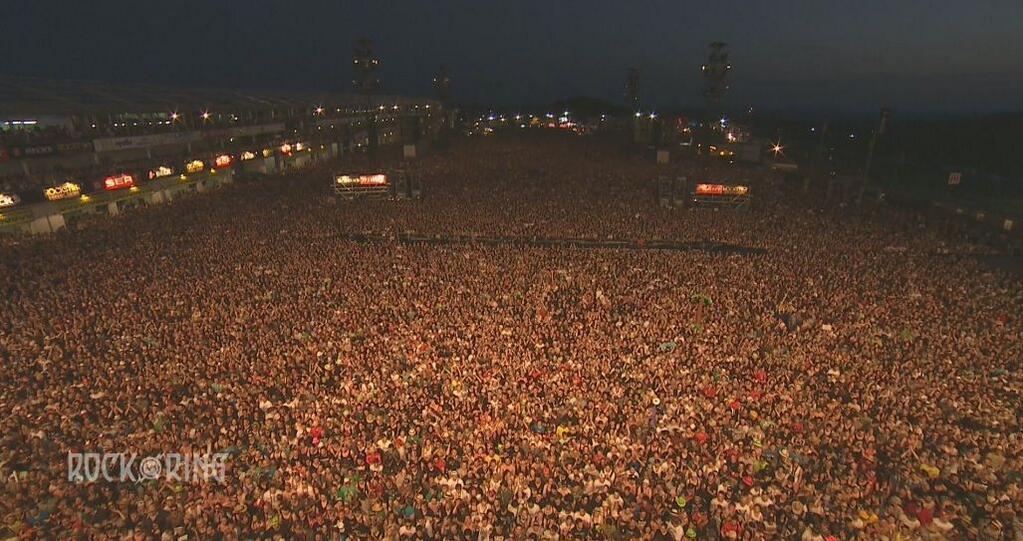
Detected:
left=0, top=76, right=446, bottom=233
left=0, top=76, right=444, bottom=186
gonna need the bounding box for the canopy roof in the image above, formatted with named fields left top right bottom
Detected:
left=0, top=76, right=435, bottom=117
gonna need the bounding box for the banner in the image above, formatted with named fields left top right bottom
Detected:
left=93, top=131, right=201, bottom=152
left=95, top=124, right=285, bottom=152
left=335, top=173, right=388, bottom=187
left=2, top=141, right=94, bottom=158
left=56, top=141, right=94, bottom=153
left=316, top=117, right=360, bottom=127
left=695, top=184, right=725, bottom=195
left=695, top=184, right=748, bottom=196
left=200, top=123, right=285, bottom=140
left=9, top=145, right=56, bottom=158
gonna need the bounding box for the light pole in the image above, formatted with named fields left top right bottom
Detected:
left=864, top=107, right=889, bottom=179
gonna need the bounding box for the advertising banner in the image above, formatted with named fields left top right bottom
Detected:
left=201, top=123, right=286, bottom=140
left=214, top=154, right=233, bottom=169
left=103, top=173, right=136, bottom=191
left=9, top=145, right=56, bottom=158
left=148, top=165, right=174, bottom=180
left=93, top=132, right=201, bottom=152
left=0, top=193, right=20, bottom=208
left=44, top=182, right=81, bottom=201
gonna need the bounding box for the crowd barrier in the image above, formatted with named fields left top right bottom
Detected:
left=334, top=233, right=767, bottom=254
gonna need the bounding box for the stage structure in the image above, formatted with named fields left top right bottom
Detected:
left=392, top=168, right=422, bottom=199
left=657, top=176, right=689, bottom=208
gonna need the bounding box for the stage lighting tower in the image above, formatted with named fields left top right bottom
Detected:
left=701, top=42, right=731, bottom=116
left=625, top=67, right=640, bottom=111
left=433, top=67, right=452, bottom=104
left=352, top=38, right=381, bottom=95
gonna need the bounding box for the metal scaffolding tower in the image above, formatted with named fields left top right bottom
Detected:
left=352, top=38, right=381, bottom=95
left=701, top=42, right=731, bottom=113
left=625, top=67, right=639, bottom=110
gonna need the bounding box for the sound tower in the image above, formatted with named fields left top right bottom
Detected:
left=392, top=169, right=409, bottom=199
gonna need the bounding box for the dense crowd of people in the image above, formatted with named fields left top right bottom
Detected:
left=1, top=134, right=1020, bottom=539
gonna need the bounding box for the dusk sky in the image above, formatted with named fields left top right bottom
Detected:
left=3, top=0, right=1022, bottom=113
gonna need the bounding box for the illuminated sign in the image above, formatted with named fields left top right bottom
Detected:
left=186, top=160, right=205, bottom=173
left=214, top=154, right=233, bottom=168
left=147, top=165, right=174, bottom=180
left=241, top=151, right=256, bottom=161
left=103, top=173, right=136, bottom=191
left=335, top=173, right=388, bottom=187
left=262, top=148, right=273, bottom=158
left=0, top=193, right=19, bottom=208
left=694, top=184, right=748, bottom=196
left=695, top=184, right=725, bottom=195
left=44, top=182, right=81, bottom=201
left=280, top=143, right=293, bottom=155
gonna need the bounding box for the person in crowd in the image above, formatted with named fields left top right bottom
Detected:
left=0, top=134, right=1019, bottom=540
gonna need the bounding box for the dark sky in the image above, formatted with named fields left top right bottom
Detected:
left=3, top=0, right=1022, bottom=113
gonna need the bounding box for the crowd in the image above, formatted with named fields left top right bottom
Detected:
left=0, top=134, right=1020, bottom=540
